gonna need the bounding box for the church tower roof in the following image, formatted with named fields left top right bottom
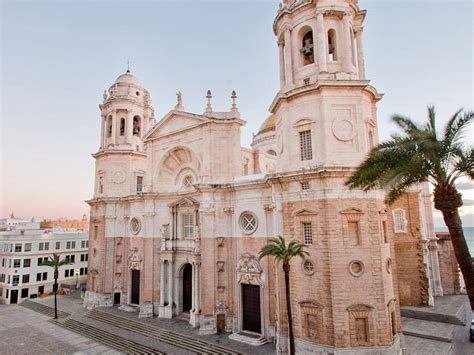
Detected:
left=114, top=70, right=141, bottom=86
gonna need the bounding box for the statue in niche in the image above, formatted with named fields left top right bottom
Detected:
left=193, top=225, right=201, bottom=252
left=301, top=31, right=314, bottom=65
left=160, top=224, right=169, bottom=251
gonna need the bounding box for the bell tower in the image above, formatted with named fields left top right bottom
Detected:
left=93, top=70, right=154, bottom=198
left=271, top=0, right=382, bottom=173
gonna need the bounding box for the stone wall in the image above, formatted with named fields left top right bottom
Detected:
left=436, top=232, right=461, bottom=295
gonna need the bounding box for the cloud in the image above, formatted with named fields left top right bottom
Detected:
left=463, top=199, right=474, bottom=206
left=434, top=213, right=474, bottom=228
left=456, top=181, right=474, bottom=190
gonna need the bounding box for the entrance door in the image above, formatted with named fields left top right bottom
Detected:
left=242, top=284, right=261, bottom=333
left=38, top=286, right=44, bottom=295
left=131, top=270, right=140, bottom=304
left=182, top=264, right=192, bottom=312
left=114, top=292, right=121, bottom=305
left=10, top=290, right=18, bottom=304
left=217, top=314, right=226, bottom=334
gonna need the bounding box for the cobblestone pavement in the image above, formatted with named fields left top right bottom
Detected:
left=0, top=304, right=118, bottom=354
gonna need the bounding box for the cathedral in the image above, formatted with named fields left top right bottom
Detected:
left=84, top=1, right=442, bottom=353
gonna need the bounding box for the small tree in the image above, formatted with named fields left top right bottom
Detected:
left=258, top=236, right=309, bottom=355
left=346, top=107, right=474, bottom=310
left=41, top=253, right=73, bottom=319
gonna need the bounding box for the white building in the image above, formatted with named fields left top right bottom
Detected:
left=0, top=228, right=89, bottom=304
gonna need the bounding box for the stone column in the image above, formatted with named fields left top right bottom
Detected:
left=278, top=40, right=286, bottom=89
left=283, top=28, right=294, bottom=88
left=355, top=27, right=366, bottom=79
left=159, top=260, right=165, bottom=306
left=428, top=239, right=444, bottom=296
left=100, top=115, right=105, bottom=149
left=168, top=260, right=174, bottom=314
left=126, top=111, right=133, bottom=145
left=191, top=262, right=196, bottom=312
left=111, top=111, right=117, bottom=145
left=316, top=12, right=327, bottom=74
left=342, top=13, right=353, bottom=73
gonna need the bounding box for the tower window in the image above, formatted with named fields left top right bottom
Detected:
left=368, top=130, right=374, bottom=149
left=120, top=118, right=125, bottom=136
left=328, top=29, right=337, bottom=61
left=348, top=221, right=360, bottom=246
left=392, top=209, right=407, bottom=233
left=299, top=130, right=313, bottom=161
left=183, top=175, right=193, bottom=188
left=133, top=116, right=141, bottom=136
left=136, top=176, right=143, bottom=193
left=301, top=181, right=310, bottom=191
left=99, top=176, right=104, bottom=194
left=301, top=30, right=314, bottom=65
left=107, top=116, right=112, bottom=137
left=303, top=78, right=310, bottom=86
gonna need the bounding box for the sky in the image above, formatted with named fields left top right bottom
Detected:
left=1, top=0, right=473, bottom=227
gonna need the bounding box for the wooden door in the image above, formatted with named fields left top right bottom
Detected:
left=217, top=314, right=226, bottom=334
left=131, top=270, right=140, bottom=304
left=242, top=284, right=261, bottom=333
left=182, top=264, right=192, bottom=312
left=10, top=290, right=18, bottom=304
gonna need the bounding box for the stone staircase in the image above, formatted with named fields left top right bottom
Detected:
left=19, top=300, right=70, bottom=319
left=86, top=308, right=241, bottom=354
left=228, top=331, right=268, bottom=346
left=56, top=318, right=162, bottom=354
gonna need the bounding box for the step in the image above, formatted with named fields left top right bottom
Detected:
left=19, top=300, right=70, bottom=319
left=87, top=308, right=241, bottom=354
left=229, top=331, right=268, bottom=346
left=401, top=317, right=455, bottom=343
left=56, top=318, right=163, bottom=354
left=403, top=335, right=454, bottom=355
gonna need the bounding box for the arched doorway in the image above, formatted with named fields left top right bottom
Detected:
left=182, top=264, right=192, bottom=312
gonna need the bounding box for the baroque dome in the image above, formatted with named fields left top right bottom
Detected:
left=258, top=114, right=276, bottom=134
left=114, top=71, right=141, bottom=86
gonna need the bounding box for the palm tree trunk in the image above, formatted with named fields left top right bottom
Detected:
left=439, top=208, right=474, bottom=310
left=54, top=267, right=58, bottom=319
left=283, top=263, right=295, bottom=355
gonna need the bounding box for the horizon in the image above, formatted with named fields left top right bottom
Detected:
left=1, top=0, right=473, bottom=228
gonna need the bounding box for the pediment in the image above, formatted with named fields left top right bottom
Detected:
left=340, top=208, right=363, bottom=215
left=169, top=196, right=199, bottom=208
left=294, top=208, right=318, bottom=216
left=145, top=110, right=209, bottom=140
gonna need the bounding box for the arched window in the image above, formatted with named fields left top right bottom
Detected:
left=133, top=116, right=141, bottom=136
left=107, top=116, right=112, bottom=138
left=392, top=209, right=407, bottom=233
left=120, top=118, right=125, bottom=136
left=267, top=149, right=277, bottom=156
left=301, top=30, right=314, bottom=66
left=182, top=175, right=193, bottom=189
left=328, top=29, right=337, bottom=61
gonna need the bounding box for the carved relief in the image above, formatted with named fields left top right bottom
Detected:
left=237, top=253, right=263, bottom=286
left=112, top=170, right=126, bottom=184
left=216, top=261, right=225, bottom=272
left=128, top=247, right=142, bottom=270
left=332, top=118, right=355, bottom=141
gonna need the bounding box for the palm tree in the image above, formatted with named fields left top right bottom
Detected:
left=346, top=106, right=474, bottom=310
left=41, top=253, right=73, bottom=319
left=258, top=236, right=309, bottom=355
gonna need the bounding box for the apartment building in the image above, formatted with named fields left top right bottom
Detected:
left=0, top=228, right=89, bottom=304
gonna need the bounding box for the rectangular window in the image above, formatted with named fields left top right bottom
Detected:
left=393, top=209, right=407, bottom=233
left=42, top=272, right=47, bottom=281
left=1, top=259, right=5, bottom=267
left=36, top=273, right=41, bottom=282
left=65, top=269, right=69, bottom=278
left=85, top=267, right=88, bottom=275
left=182, top=214, right=194, bottom=239
left=136, top=176, right=143, bottom=193
left=24, top=243, right=31, bottom=252
left=44, top=242, right=49, bottom=250
left=21, top=288, right=29, bottom=298
left=56, top=241, right=60, bottom=250
left=382, top=221, right=388, bottom=243
left=302, top=222, right=313, bottom=245
left=299, top=130, right=313, bottom=161
left=71, top=241, right=76, bottom=249
left=81, top=240, right=86, bottom=248
left=39, top=243, right=44, bottom=251
left=13, top=259, right=21, bottom=268
left=80, top=268, right=84, bottom=275
left=348, top=221, right=360, bottom=246
left=12, top=275, right=19, bottom=286
left=14, top=244, right=22, bottom=252
left=99, top=176, right=104, bottom=194
left=80, top=254, right=88, bottom=262
left=23, top=259, right=31, bottom=267
left=0, top=288, right=3, bottom=297
left=301, top=181, right=310, bottom=191
left=66, top=241, right=71, bottom=249
left=37, top=257, right=43, bottom=266
left=8, top=259, right=11, bottom=268
left=94, top=226, right=98, bottom=240
left=22, top=274, right=30, bottom=284
left=0, top=274, right=5, bottom=283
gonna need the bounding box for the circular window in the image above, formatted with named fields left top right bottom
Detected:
left=349, top=260, right=365, bottom=277
left=386, top=258, right=392, bottom=273
left=136, top=91, right=140, bottom=96
left=302, top=259, right=316, bottom=276
left=130, top=218, right=141, bottom=235
left=240, top=212, right=258, bottom=235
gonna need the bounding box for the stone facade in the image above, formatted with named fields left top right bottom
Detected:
left=436, top=232, right=462, bottom=295
left=85, top=1, right=417, bottom=353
